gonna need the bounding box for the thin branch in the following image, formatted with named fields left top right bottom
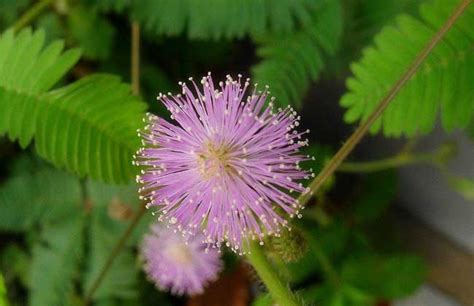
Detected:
left=84, top=204, right=147, bottom=305
left=338, top=153, right=433, bottom=173
left=298, top=0, right=472, bottom=207
left=131, top=22, right=141, bottom=96
left=13, top=0, right=54, bottom=32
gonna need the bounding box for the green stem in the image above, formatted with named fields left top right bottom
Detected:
left=297, top=0, right=472, bottom=207
left=84, top=204, right=147, bottom=305
left=247, top=242, right=301, bottom=306
left=131, top=21, right=140, bottom=95
left=338, top=152, right=434, bottom=173
left=337, top=140, right=458, bottom=173
left=13, top=0, right=54, bottom=32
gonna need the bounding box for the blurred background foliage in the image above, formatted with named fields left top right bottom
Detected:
left=0, top=0, right=472, bottom=305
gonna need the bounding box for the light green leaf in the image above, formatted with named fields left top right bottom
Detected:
left=0, top=272, right=8, bottom=306
left=29, top=215, right=84, bottom=306
left=0, top=29, right=147, bottom=184
left=447, top=175, right=474, bottom=201
left=33, top=74, right=146, bottom=184
left=340, top=0, right=474, bottom=137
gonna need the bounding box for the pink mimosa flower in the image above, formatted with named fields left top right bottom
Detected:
left=135, top=74, right=311, bottom=254
left=141, top=224, right=222, bottom=296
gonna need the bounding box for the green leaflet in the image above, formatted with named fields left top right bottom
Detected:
left=0, top=29, right=147, bottom=184
left=29, top=215, right=85, bottom=306
left=131, top=0, right=318, bottom=39
left=83, top=180, right=153, bottom=301
left=83, top=206, right=138, bottom=301
left=34, top=75, right=146, bottom=183
left=68, top=6, right=116, bottom=60
left=0, top=167, right=81, bottom=232
left=0, top=28, right=80, bottom=147
left=252, top=0, right=343, bottom=108
left=341, top=0, right=474, bottom=137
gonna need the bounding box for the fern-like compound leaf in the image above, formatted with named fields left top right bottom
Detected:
left=252, top=0, right=342, bottom=108
left=0, top=29, right=147, bottom=184
left=0, top=28, right=81, bottom=147
left=29, top=215, right=84, bottom=306
left=131, top=0, right=318, bottom=39
left=340, top=0, right=474, bottom=137
left=0, top=167, right=81, bottom=232
left=34, top=75, right=147, bottom=183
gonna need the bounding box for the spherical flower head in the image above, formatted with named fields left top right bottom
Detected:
left=135, top=74, right=311, bottom=253
left=141, top=223, right=222, bottom=296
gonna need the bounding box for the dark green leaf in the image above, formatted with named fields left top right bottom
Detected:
left=83, top=206, right=138, bottom=301
left=1, top=244, right=31, bottom=288
left=29, top=215, right=85, bottom=306
left=341, top=254, right=426, bottom=299
left=252, top=0, right=342, bottom=108
left=68, top=6, right=115, bottom=60
left=352, top=171, right=397, bottom=223
left=131, top=0, right=318, bottom=39
left=0, top=168, right=81, bottom=232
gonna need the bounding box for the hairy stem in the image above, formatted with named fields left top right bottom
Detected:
left=84, top=204, right=146, bottom=305
left=298, top=0, right=472, bottom=207
left=247, top=241, right=302, bottom=306
left=13, top=0, right=54, bottom=32
left=131, top=22, right=141, bottom=95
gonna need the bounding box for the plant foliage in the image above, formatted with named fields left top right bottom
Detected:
left=29, top=215, right=84, bottom=306
left=0, top=29, right=147, bottom=184
left=83, top=206, right=138, bottom=301
left=0, top=166, right=81, bottom=232
left=131, top=0, right=318, bottom=39
left=341, top=0, right=474, bottom=137
left=67, top=6, right=116, bottom=60
left=83, top=181, right=143, bottom=301
left=34, top=75, right=146, bottom=183
left=252, top=0, right=342, bottom=108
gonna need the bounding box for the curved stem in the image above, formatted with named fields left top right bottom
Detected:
left=13, top=0, right=54, bottom=32
left=298, top=0, right=472, bottom=207
left=84, top=204, right=146, bottom=305
left=247, top=242, right=302, bottom=306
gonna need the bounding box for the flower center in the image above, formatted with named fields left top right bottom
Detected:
left=164, top=243, right=194, bottom=265
left=196, top=142, right=231, bottom=179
